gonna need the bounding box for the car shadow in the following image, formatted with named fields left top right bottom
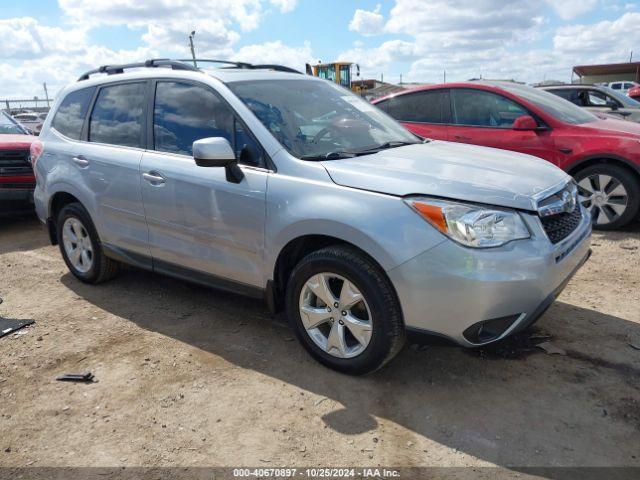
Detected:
left=60, top=267, right=640, bottom=472
left=0, top=214, right=49, bottom=255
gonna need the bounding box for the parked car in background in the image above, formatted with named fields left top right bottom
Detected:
left=374, top=82, right=640, bottom=229
left=628, top=85, right=640, bottom=101
left=13, top=111, right=48, bottom=135
left=0, top=111, right=37, bottom=216
left=32, top=59, right=591, bottom=374
left=540, top=84, right=640, bottom=123
left=608, top=81, right=640, bottom=94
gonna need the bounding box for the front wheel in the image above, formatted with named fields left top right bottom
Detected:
left=575, top=164, right=640, bottom=230
left=285, top=245, right=405, bottom=375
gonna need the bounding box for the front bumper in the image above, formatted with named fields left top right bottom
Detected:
left=388, top=207, right=592, bottom=347
left=0, top=188, right=35, bottom=216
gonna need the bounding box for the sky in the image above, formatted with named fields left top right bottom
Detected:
left=0, top=0, right=639, bottom=100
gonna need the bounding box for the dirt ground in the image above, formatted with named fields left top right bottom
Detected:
left=0, top=216, right=639, bottom=475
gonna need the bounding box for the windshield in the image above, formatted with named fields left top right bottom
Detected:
left=499, top=83, right=598, bottom=125
left=599, top=86, right=640, bottom=107
left=227, top=79, right=420, bottom=159
left=0, top=112, right=28, bottom=135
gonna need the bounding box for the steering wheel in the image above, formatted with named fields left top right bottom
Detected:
left=312, top=125, right=341, bottom=144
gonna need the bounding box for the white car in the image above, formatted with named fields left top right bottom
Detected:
left=608, top=81, right=640, bottom=95
left=13, top=111, right=48, bottom=135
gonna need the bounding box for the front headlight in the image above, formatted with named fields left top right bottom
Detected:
left=405, top=197, right=530, bottom=248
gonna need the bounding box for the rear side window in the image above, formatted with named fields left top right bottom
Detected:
left=451, top=89, right=527, bottom=128
left=379, top=90, right=448, bottom=123
left=52, top=87, right=95, bottom=140
left=89, top=82, right=146, bottom=148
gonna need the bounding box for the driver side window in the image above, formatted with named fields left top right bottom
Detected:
left=451, top=89, right=527, bottom=128
left=153, top=81, right=264, bottom=167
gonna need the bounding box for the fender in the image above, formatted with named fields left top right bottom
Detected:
left=565, top=153, right=640, bottom=176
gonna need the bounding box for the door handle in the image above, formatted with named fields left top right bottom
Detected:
left=454, top=135, right=472, bottom=141
left=142, top=172, right=166, bottom=185
left=72, top=155, right=89, bottom=167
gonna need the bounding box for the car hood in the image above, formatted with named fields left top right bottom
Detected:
left=321, top=141, right=569, bottom=211
left=581, top=117, right=640, bottom=134
left=0, top=134, right=35, bottom=148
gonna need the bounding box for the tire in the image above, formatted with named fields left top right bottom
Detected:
left=56, top=202, right=120, bottom=284
left=285, top=245, right=405, bottom=375
left=574, top=163, right=640, bottom=230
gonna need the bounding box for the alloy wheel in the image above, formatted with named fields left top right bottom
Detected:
left=577, top=174, right=628, bottom=226
left=62, top=217, right=94, bottom=273
left=299, top=272, right=373, bottom=359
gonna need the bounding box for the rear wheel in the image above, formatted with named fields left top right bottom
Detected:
left=285, top=245, right=405, bottom=375
left=574, top=164, right=640, bottom=230
left=57, top=203, right=120, bottom=283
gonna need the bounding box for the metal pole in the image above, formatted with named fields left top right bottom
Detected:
left=188, top=31, right=197, bottom=68
left=43, top=83, right=50, bottom=108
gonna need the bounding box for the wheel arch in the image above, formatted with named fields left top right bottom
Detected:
left=267, top=234, right=396, bottom=314
left=47, top=191, right=84, bottom=245
left=567, top=154, right=640, bottom=185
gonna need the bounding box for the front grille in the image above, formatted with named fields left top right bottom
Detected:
left=0, top=149, right=32, bottom=176
left=0, top=182, right=35, bottom=190
left=541, top=205, right=582, bottom=244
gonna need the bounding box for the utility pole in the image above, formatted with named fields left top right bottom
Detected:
left=188, top=31, right=197, bottom=68
left=443, top=69, right=446, bottom=83
left=399, top=73, right=402, bottom=85
left=43, top=82, right=50, bottom=108
left=630, top=51, right=634, bottom=62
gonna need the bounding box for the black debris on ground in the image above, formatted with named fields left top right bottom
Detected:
left=0, top=318, right=35, bottom=339
left=55, top=372, right=95, bottom=383
left=465, top=328, right=553, bottom=360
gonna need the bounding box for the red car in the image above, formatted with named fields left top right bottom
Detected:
left=629, top=85, right=640, bottom=101
left=0, top=111, right=37, bottom=216
left=374, top=82, right=640, bottom=229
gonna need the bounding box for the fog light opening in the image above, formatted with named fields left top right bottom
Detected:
left=463, top=314, right=523, bottom=344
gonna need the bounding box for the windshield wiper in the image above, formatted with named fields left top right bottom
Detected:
left=300, top=151, right=358, bottom=161
left=354, top=140, right=422, bottom=154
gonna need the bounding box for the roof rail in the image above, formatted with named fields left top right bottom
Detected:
left=77, top=58, right=199, bottom=81
left=178, top=59, right=303, bottom=74
left=77, top=58, right=303, bottom=82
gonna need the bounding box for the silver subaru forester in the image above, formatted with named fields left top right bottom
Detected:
left=31, top=59, right=591, bottom=374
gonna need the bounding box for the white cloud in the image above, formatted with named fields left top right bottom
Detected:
left=142, top=20, right=240, bottom=57
left=384, top=0, right=544, bottom=50
left=348, top=5, right=384, bottom=36
left=235, top=41, right=313, bottom=71
left=546, top=0, right=598, bottom=20
left=342, top=1, right=640, bottom=84
left=338, top=40, right=417, bottom=70
left=0, top=17, right=87, bottom=59
left=58, top=0, right=271, bottom=31
left=553, top=12, right=640, bottom=55
left=0, top=0, right=306, bottom=98
left=269, top=0, right=298, bottom=13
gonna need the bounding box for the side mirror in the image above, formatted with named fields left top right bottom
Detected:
left=193, top=137, right=244, bottom=183
left=606, top=100, right=619, bottom=111
left=512, top=115, right=538, bottom=131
